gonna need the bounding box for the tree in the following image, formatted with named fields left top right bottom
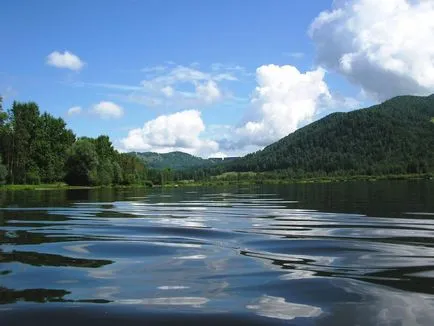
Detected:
left=0, top=96, right=7, bottom=126
left=160, top=167, right=173, bottom=185
left=64, top=139, right=99, bottom=186
left=94, top=135, right=116, bottom=185
left=118, top=153, right=147, bottom=185
left=33, top=113, right=75, bottom=182
left=0, top=99, right=151, bottom=186
left=0, top=96, right=11, bottom=183
left=9, top=102, right=40, bottom=184
left=94, top=135, right=115, bottom=160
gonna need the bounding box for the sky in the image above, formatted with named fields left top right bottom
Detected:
left=1, top=0, right=434, bottom=158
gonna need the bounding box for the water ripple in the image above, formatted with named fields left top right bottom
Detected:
left=1, top=183, right=434, bottom=325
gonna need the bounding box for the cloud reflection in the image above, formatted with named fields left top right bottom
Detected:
left=157, top=285, right=190, bottom=290
left=117, top=297, right=209, bottom=307
left=247, top=295, right=322, bottom=321
left=64, top=243, right=91, bottom=254
left=176, top=254, right=207, bottom=260
left=332, top=280, right=434, bottom=326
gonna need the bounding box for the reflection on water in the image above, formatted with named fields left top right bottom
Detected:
left=0, top=287, right=71, bottom=304
left=246, top=295, right=323, bottom=321
left=117, top=297, right=209, bottom=307
left=0, top=180, right=434, bottom=325
left=1, top=250, right=111, bottom=268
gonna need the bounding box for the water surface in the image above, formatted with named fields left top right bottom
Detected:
left=1, top=181, right=434, bottom=325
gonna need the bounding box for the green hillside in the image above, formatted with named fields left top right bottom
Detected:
left=225, top=95, right=434, bottom=176
left=132, top=151, right=220, bottom=170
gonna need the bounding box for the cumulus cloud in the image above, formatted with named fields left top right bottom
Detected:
left=92, top=101, right=124, bottom=119
left=120, top=110, right=219, bottom=156
left=67, top=106, right=82, bottom=116
left=118, top=64, right=335, bottom=157
left=310, top=0, right=434, bottom=100
left=195, top=80, right=221, bottom=103
left=46, top=51, right=85, bottom=71
left=234, top=64, right=330, bottom=147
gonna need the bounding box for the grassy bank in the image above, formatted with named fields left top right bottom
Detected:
left=0, top=183, right=150, bottom=191
left=0, top=183, right=86, bottom=191
left=0, top=173, right=432, bottom=191
left=165, top=172, right=433, bottom=188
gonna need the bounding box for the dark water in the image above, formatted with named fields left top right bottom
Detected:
left=1, top=181, right=434, bottom=325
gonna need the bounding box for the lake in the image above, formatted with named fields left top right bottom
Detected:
left=1, top=180, right=434, bottom=325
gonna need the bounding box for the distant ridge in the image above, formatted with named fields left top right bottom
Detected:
left=131, top=151, right=227, bottom=170
left=222, top=94, right=434, bottom=175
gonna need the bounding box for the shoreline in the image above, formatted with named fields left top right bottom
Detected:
left=0, top=173, right=431, bottom=191
left=0, top=183, right=149, bottom=191
left=168, top=173, right=433, bottom=188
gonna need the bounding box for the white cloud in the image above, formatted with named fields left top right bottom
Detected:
left=67, top=106, right=82, bottom=116
left=213, top=73, right=238, bottom=81
left=234, top=64, right=330, bottom=147
left=142, top=65, right=237, bottom=86
left=310, top=0, right=434, bottom=100
left=208, top=152, right=227, bottom=159
left=117, top=63, right=361, bottom=158
left=203, top=124, right=259, bottom=157
left=210, top=63, right=245, bottom=72
left=120, top=110, right=219, bottom=157
left=318, top=92, right=362, bottom=115
left=178, top=64, right=333, bottom=157
left=211, top=63, right=253, bottom=78
left=75, top=64, right=244, bottom=109
left=75, top=82, right=142, bottom=91
left=161, top=86, right=174, bottom=97
left=195, top=80, right=221, bottom=103
left=92, top=101, right=124, bottom=119
left=46, top=51, right=85, bottom=71
left=137, top=65, right=236, bottom=107
left=143, top=66, right=209, bottom=86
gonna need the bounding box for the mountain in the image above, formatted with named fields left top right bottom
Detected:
left=132, top=151, right=221, bottom=170
left=225, top=95, right=434, bottom=176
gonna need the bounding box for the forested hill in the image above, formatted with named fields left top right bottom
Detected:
left=226, top=95, right=434, bottom=176
left=132, top=151, right=220, bottom=170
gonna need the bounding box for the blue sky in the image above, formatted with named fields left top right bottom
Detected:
left=1, top=0, right=433, bottom=157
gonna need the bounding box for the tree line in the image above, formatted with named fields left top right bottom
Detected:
left=1, top=94, right=433, bottom=187
left=0, top=98, right=148, bottom=186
